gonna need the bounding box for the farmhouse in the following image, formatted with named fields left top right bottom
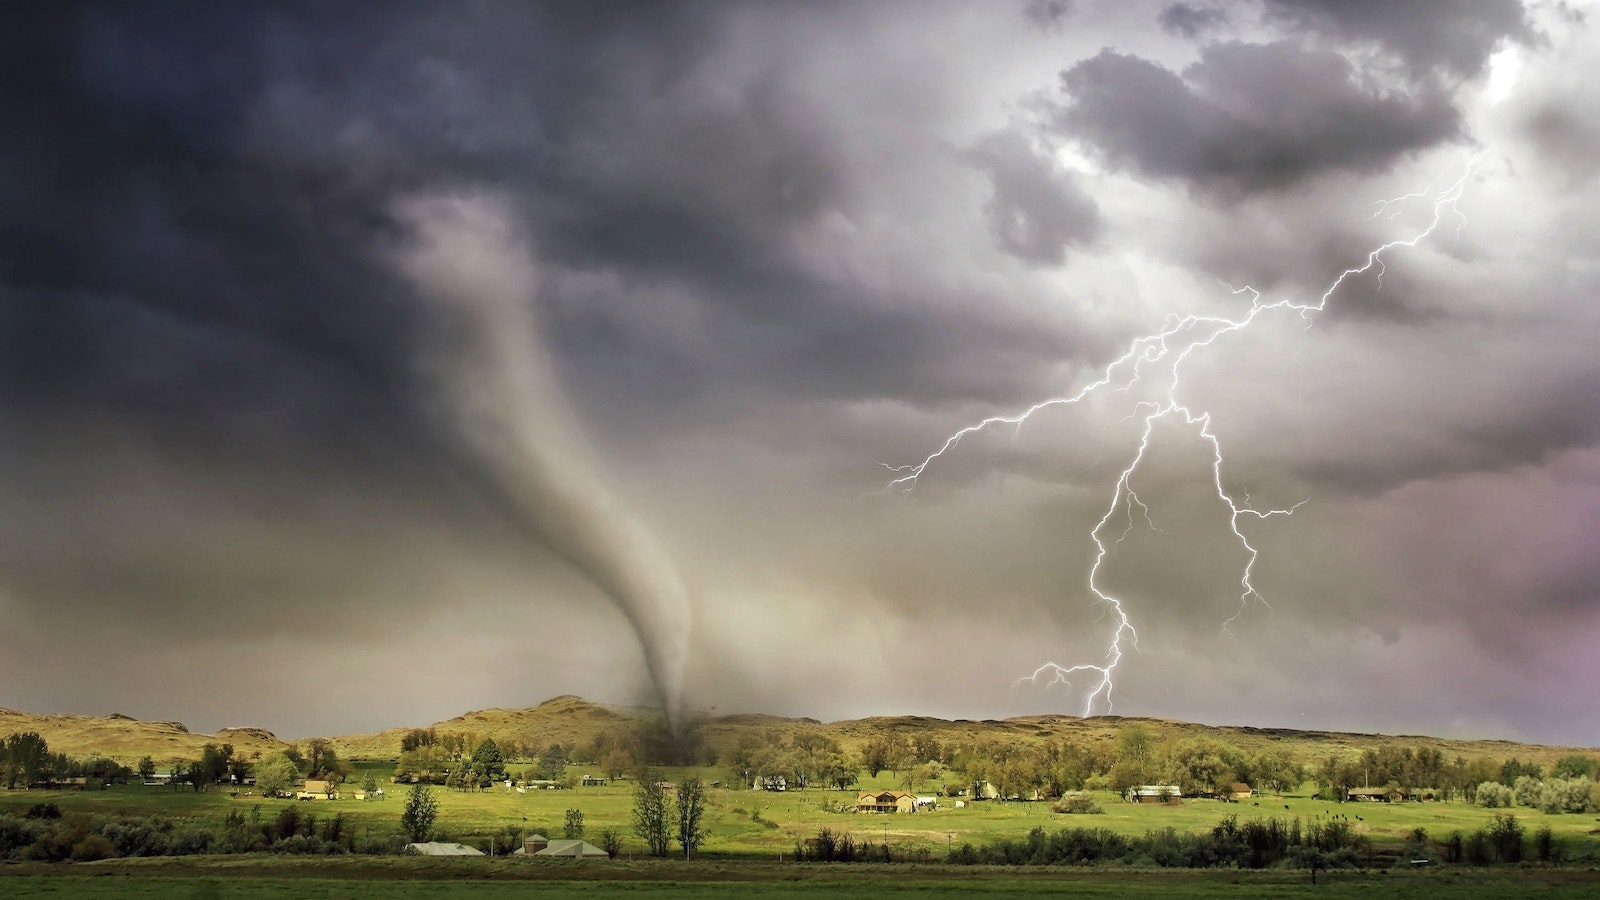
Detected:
left=581, top=775, right=607, bottom=786
left=856, top=790, right=917, bottom=813
left=1347, top=786, right=1407, bottom=802
left=1220, top=782, right=1253, bottom=801
left=752, top=775, right=788, bottom=791
left=297, top=780, right=339, bottom=800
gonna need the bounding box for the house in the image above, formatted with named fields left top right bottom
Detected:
left=516, top=835, right=550, bottom=855
left=581, top=775, right=607, bottom=786
left=1126, top=785, right=1183, bottom=803
left=1220, top=783, right=1253, bottom=801
left=752, top=775, right=788, bottom=791
left=534, top=839, right=609, bottom=858
left=915, top=795, right=939, bottom=810
left=407, top=841, right=484, bottom=856
left=298, top=780, right=339, bottom=800
left=856, top=790, right=917, bottom=813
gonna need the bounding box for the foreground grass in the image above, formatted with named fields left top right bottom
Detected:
left=3, top=856, right=1600, bottom=898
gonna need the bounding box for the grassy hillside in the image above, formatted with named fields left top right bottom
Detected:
left=329, top=697, right=1596, bottom=770
left=3, top=695, right=1593, bottom=768
left=0, top=708, right=286, bottom=764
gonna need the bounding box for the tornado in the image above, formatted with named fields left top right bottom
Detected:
left=388, top=191, right=691, bottom=732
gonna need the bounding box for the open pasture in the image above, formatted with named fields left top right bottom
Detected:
left=5, top=765, right=1599, bottom=861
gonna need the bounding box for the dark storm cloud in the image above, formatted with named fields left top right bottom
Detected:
left=1259, top=0, right=1534, bottom=78
left=964, top=129, right=1101, bottom=266
left=1054, top=41, right=1462, bottom=194
left=1157, top=3, right=1228, bottom=39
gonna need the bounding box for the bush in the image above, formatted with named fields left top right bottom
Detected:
left=1512, top=775, right=1542, bottom=808
left=1487, top=814, right=1523, bottom=863
left=1476, top=781, right=1513, bottom=808
left=0, top=815, right=48, bottom=858
left=1533, top=825, right=1560, bottom=864
left=1052, top=794, right=1103, bottom=814
left=69, top=833, right=115, bottom=862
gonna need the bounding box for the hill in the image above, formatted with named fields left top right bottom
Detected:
left=0, top=708, right=286, bottom=763
left=3, top=697, right=1593, bottom=770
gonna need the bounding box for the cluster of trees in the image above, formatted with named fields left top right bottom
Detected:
left=2, top=732, right=135, bottom=790
left=0, top=803, right=404, bottom=862
left=1474, top=757, right=1600, bottom=814
left=938, top=815, right=1371, bottom=871
left=394, top=736, right=575, bottom=789
left=724, top=731, right=861, bottom=792
left=632, top=774, right=708, bottom=858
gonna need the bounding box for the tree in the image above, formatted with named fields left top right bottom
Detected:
left=362, top=772, right=379, bottom=795
left=1248, top=748, right=1302, bottom=795
left=1553, top=755, right=1597, bottom=780
left=564, top=807, right=585, bottom=839
left=538, top=744, right=569, bottom=783
left=471, top=738, right=507, bottom=784
left=599, top=828, right=623, bottom=860
left=197, top=743, right=234, bottom=791
left=303, top=738, right=349, bottom=783
left=401, top=784, right=439, bottom=842
left=676, top=777, right=709, bottom=858
left=254, top=753, right=299, bottom=798
left=1118, top=725, right=1154, bottom=768
left=3, top=732, right=49, bottom=789
left=632, top=774, right=671, bottom=856
left=137, top=757, right=156, bottom=781
left=861, top=736, right=895, bottom=778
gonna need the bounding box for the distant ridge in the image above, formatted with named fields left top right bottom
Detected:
left=1, top=698, right=1593, bottom=764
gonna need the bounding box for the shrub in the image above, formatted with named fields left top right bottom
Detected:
left=69, top=833, right=115, bottom=862
left=1052, top=794, right=1103, bottom=814
left=1475, top=781, right=1513, bottom=808
left=1487, top=814, right=1524, bottom=864
left=1533, top=825, right=1560, bottom=864
left=1512, top=775, right=1542, bottom=808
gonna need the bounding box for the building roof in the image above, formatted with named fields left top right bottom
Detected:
left=533, top=839, right=609, bottom=858
left=407, top=842, right=485, bottom=856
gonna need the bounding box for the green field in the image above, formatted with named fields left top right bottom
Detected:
left=5, top=763, right=1600, bottom=861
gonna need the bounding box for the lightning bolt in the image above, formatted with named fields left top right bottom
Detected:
left=888, top=162, right=1473, bottom=717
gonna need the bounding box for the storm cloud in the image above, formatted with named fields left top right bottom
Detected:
left=1054, top=41, right=1463, bottom=194
left=1, top=1, right=1597, bottom=746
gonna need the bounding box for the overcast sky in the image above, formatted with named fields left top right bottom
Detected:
left=3, top=1, right=1598, bottom=746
